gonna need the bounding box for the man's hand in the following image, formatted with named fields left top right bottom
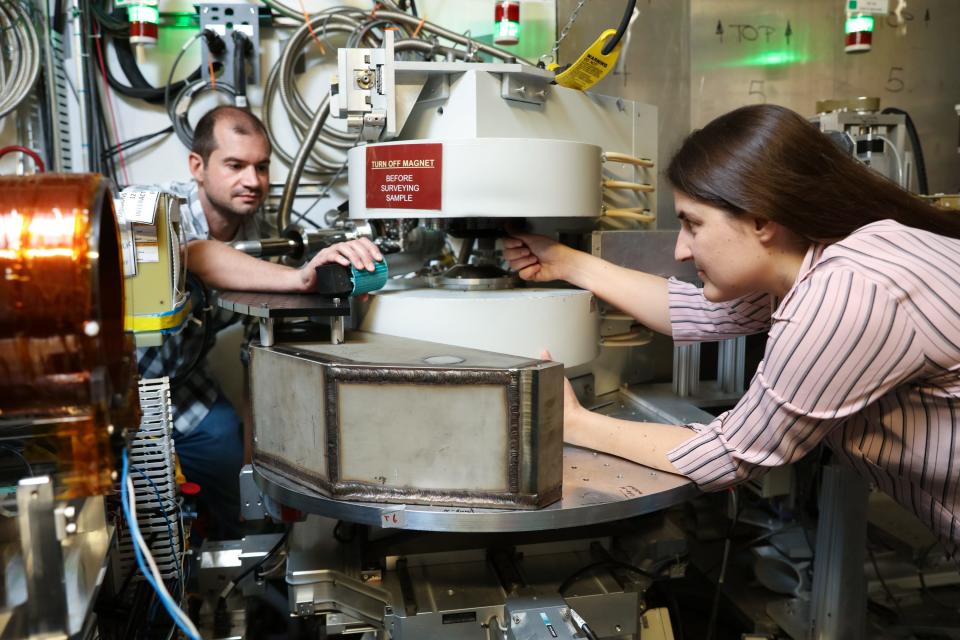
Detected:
left=503, top=233, right=583, bottom=283
left=296, top=238, right=383, bottom=292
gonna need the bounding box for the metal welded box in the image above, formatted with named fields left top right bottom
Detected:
left=250, top=331, right=563, bottom=510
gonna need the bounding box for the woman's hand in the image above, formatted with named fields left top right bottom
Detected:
left=540, top=350, right=587, bottom=441
left=560, top=375, right=587, bottom=437
left=503, top=233, right=582, bottom=283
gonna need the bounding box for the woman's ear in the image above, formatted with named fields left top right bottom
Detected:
left=752, top=216, right=779, bottom=245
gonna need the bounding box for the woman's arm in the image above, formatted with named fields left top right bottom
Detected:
left=566, top=407, right=692, bottom=475
left=504, top=233, right=772, bottom=339
left=504, top=233, right=673, bottom=335
left=668, top=271, right=925, bottom=490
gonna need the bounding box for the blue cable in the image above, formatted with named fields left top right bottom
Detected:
left=130, top=463, right=184, bottom=589
left=121, top=450, right=201, bottom=640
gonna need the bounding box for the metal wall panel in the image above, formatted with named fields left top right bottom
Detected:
left=691, top=0, right=960, bottom=194
left=558, top=0, right=960, bottom=205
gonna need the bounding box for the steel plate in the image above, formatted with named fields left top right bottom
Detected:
left=254, top=445, right=698, bottom=533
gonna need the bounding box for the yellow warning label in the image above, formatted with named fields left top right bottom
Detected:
left=552, top=28, right=622, bottom=91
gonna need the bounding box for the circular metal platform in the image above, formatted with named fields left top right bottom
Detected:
left=254, top=445, right=699, bottom=533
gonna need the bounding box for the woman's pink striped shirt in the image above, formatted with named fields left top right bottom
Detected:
left=666, top=220, right=960, bottom=548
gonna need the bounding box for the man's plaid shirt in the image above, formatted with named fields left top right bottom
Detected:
left=134, top=181, right=258, bottom=435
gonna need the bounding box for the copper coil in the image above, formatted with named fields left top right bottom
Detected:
left=0, top=173, right=139, bottom=497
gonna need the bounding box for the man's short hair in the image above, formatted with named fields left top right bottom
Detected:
left=191, top=106, right=271, bottom=164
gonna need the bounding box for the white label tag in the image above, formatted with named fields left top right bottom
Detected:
left=121, top=190, right=160, bottom=225
left=850, top=0, right=889, bottom=13
left=380, top=507, right=406, bottom=528
left=133, top=224, right=160, bottom=263
left=114, top=199, right=137, bottom=277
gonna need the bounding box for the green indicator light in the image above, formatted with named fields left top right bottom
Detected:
left=128, top=4, right=160, bottom=23
left=160, top=11, right=198, bottom=28
left=744, top=50, right=806, bottom=66
left=845, top=15, right=874, bottom=34
left=496, top=20, right=520, bottom=40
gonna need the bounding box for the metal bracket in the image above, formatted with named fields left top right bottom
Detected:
left=200, top=3, right=261, bottom=86
left=259, top=317, right=274, bottom=347
left=17, top=476, right=69, bottom=637
left=330, top=312, right=345, bottom=345
left=239, top=465, right=267, bottom=520
left=500, top=73, right=550, bottom=106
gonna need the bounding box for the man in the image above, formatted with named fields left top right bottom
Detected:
left=137, top=106, right=380, bottom=537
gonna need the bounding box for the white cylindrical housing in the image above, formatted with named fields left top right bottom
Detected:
left=348, top=138, right=602, bottom=219
left=360, top=288, right=600, bottom=367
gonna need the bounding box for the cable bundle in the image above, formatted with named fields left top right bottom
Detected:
left=0, top=0, right=41, bottom=119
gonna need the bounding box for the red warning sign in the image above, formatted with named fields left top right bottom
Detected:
left=365, top=143, right=443, bottom=211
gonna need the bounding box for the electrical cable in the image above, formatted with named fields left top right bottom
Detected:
left=80, top=4, right=108, bottom=177
left=557, top=559, right=659, bottom=595
left=705, top=488, right=739, bottom=640
left=92, top=20, right=130, bottom=184
left=881, top=107, right=929, bottom=195
left=872, top=134, right=904, bottom=188
left=0, top=0, right=41, bottom=119
left=601, top=0, right=637, bottom=55
left=164, top=31, right=205, bottom=124
left=165, top=32, right=237, bottom=148
left=104, top=35, right=203, bottom=105
left=288, top=131, right=360, bottom=228
left=89, top=0, right=128, bottom=35
left=168, top=78, right=240, bottom=149
left=0, top=444, right=33, bottom=476
left=102, top=126, right=173, bottom=160
left=121, top=450, right=201, bottom=640
left=868, top=546, right=903, bottom=617
left=218, top=527, right=290, bottom=603
left=130, top=464, right=184, bottom=589
left=231, top=30, right=252, bottom=107
left=0, top=145, right=46, bottom=173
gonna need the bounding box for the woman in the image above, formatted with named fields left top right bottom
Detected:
left=504, top=104, right=960, bottom=549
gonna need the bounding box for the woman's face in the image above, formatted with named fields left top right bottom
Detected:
left=673, top=190, right=772, bottom=302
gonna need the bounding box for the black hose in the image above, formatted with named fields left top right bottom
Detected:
left=219, top=528, right=290, bottom=602
left=601, top=0, right=637, bottom=55
left=881, top=107, right=929, bottom=195
left=557, top=559, right=658, bottom=595
left=232, top=31, right=252, bottom=104
left=106, top=36, right=203, bottom=105
left=89, top=0, right=128, bottom=35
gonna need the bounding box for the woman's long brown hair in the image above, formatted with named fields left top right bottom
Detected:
left=667, top=104, right=960, bottom=241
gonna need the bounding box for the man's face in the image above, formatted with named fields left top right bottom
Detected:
left=190, top=120, right=270, bottom=218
